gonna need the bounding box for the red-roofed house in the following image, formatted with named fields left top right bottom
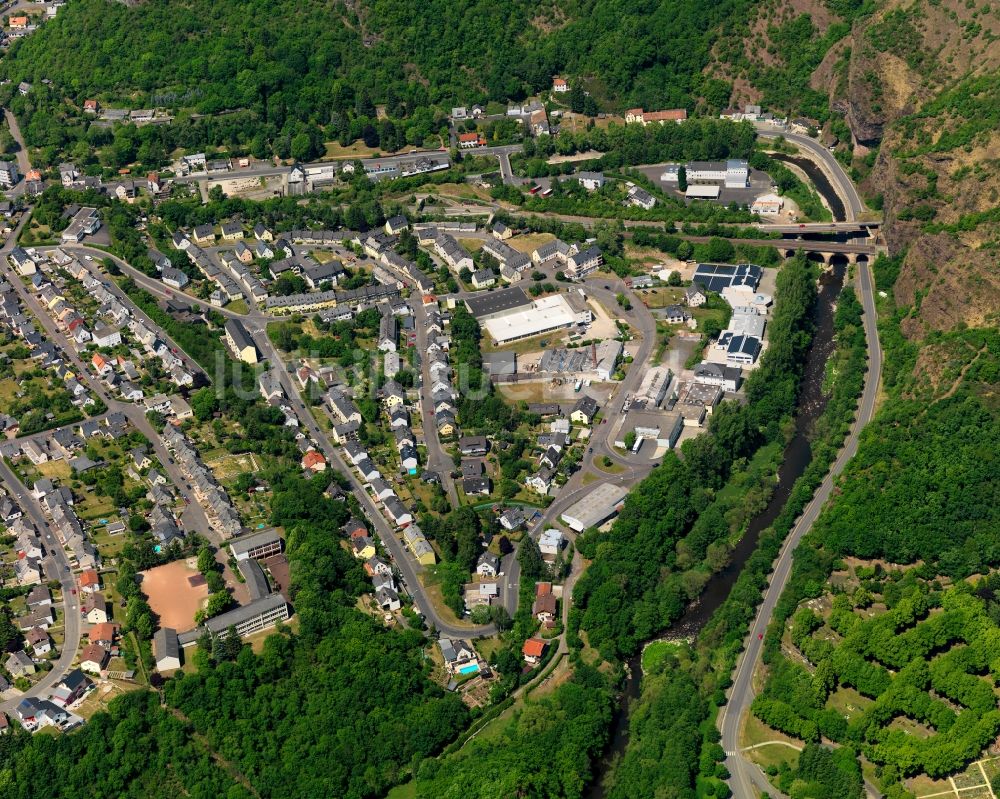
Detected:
left=88, top=622, right=117, bottom=648
left=552, top=78, right=568, bottom=93
left=83, top=99, right=99, bottom=114
left=9, top=16, right=28, bottom=29
left=79, top=569, right=101, bottom=593
left=522, top=637, right=547, bottom=664
left=301, top=450, right=326, bottom=473
left=91, top=353, right=112, bottom=376
left=624, top=108, right=687, bottom=125
left=458, top=132, right=485, bottom=149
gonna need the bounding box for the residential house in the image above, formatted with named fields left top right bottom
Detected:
left=476, top=552, right=500, bottom=578
left=81, top=595, right=108, bottom=625
left=522, top=637, right=548, bottom=664
left=79, top=642, right=109, bottom=674
left=685, top=284, right=707, bottom=307
left=26, top=627, right=51, bottom=656
left=301, top=450, right=326, bottom=473
left=570, top=395, right=598, bottom=425
left=5, top=650, right=35, bottom=678
left=532, top=592, right=557, bottom=624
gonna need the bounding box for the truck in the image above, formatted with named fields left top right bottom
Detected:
left=574, top=379, right=583, bottom=392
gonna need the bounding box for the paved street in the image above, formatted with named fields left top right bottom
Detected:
left=719, top=135, right=882, bottom=799
left=247, top=325, right=498, bottom=638
left=0, top=458, right=80, bottom=717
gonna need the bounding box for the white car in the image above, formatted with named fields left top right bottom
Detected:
left=84, top=255, right=93, bottom=261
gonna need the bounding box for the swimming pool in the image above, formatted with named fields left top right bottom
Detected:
left=458, top=663, right=480, bottom=675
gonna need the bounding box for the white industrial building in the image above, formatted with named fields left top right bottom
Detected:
left=685, top=185, right=720, bottom=200
left=687, top=159, right=749, bottom=188
left=662, top=160, right=750, bottom=189
left=561, top=482, right=628, bottom=532
left=482, top=294, right=579, bottom=345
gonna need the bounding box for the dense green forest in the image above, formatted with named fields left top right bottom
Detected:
left=0, top=692, right=250, bottom=799
left=0, top=0, right=767, bottom=161
left=2, top=0, right=755, bottom=116
left=409, top=663, right=614, bottom=798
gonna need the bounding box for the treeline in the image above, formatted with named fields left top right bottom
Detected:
left=603, top=264, right=872, bottom=798
left=450, top=306, right=527, bottom=433
left=572, top=255, right=819, bottom=660
left=0, top=692, right=250, bottom=799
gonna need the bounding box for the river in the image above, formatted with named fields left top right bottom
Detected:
left=585, top=179, right=850, bottom=797
left=771, top=153, right=847, bottom=222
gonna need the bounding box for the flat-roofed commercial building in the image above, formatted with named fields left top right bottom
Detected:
left=464, top=286, right=531, bottom=320
left=482, top=294, right=578, bottom=345
left=560, top=482, right=628, bottom=532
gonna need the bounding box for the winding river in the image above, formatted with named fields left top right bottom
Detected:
left=585, top=169, right=850, bottom=797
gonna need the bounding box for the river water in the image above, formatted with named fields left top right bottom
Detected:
left=585, top=175, right=849, bottom=797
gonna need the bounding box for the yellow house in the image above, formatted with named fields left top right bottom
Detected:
left=224, top=319, right=259, bottom=365
left=351, top=537, right=376, bottom=560
left=413, top=543, right=437, bottom=566
left=570, top=395, right=598, bottom=425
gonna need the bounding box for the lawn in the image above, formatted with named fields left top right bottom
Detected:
left=508, top=232, right=555, bottom=254
left=321, top=140, right=384, bottom=160
left=636, top=287, right=686, bottom=308
left=458, top=237, right=484, bottom=254
left=36, top=460, right=73, bottom=480
left=226, top=298, right=250, bottom=315
left=594, top=458, right=625, bottom=476
left=641, top=640, right=682, bottom=673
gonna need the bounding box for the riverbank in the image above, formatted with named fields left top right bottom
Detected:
left=585, top=260, right=847, bottom=798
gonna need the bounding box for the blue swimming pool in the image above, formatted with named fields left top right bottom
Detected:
left=458, top=663, right=480, bottom=675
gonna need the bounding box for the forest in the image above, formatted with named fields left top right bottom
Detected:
left=0, top=692, right=249, bottom=799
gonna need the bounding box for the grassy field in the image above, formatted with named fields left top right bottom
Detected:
left=321, top=140, right=383, bottom=160
left=508, top=232, right=555, bottom=254
left=36, top=460, right=73, bottom=480
left=636, top=287, right=686, bottom=308
left=226, top=298, right=250, bottom=315
left=458, top=237, right=484, bottom=253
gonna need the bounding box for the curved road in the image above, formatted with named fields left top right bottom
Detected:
left=719, top=139, right=881, bottom=797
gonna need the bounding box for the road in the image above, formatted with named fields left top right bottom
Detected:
left=755, top=126, right=867, bottom=222
left=0, top=458, right=81, bottom=717
left=718, top=258, right=883, bottom=794
left=245, top=322, right=497, bottom=639
left=409, top=299, right=460, bottom=509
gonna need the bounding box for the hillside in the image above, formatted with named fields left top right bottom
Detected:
left=0, top=0, right=759, bottom=117
left=835, top=0, right=1000, bottom=336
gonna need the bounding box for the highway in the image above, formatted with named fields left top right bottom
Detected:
left=718, top=168, right=883, bottom=796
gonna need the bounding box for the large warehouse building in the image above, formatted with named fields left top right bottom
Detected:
left=560, top=482, right=628, bottom=532
left=483, top=294, right=580, bottom=345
